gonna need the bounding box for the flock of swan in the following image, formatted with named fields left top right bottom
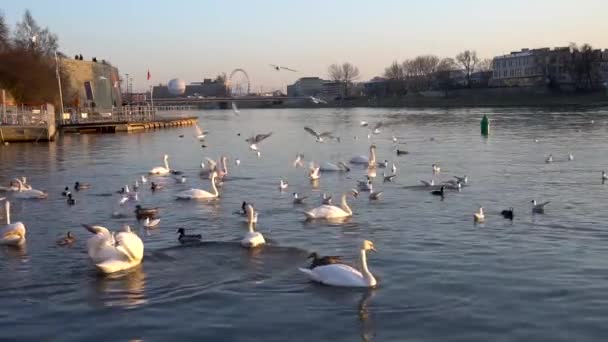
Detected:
left=2, top=116, right=585, bottom=289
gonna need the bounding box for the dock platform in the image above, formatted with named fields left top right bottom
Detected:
left=60, top=116, right=198, bottom=134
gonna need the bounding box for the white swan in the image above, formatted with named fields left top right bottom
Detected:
left=14, top=179, right=47, bottom=199
left=319, top=161, right=350, bottom=172
left=279, top=179, right=288, bottom=190
left=175, top=172, right=220, bottom=200
left=83, top=224, right=144, bottom=274
left=1, top=201, right=26, bottom=246
left=149, top=154, right=171, bottom=175
left=241, top=204, right=265, bottom=248
left=474, top=207, right=485, bottom=223
left=350, top=145, right=377, bottom=167
left=309, top=164, right=321, bottom=180
left=194, top=124, right=207, bottom=141
left=299, top=240, right=377, bottom=288
left=304, top=192, right=354, bottom=219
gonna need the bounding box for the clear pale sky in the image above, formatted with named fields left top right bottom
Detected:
left=2, top=0, right=607, bottom=92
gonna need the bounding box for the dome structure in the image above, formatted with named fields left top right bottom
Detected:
left=168, top=78, right=186, bottom=96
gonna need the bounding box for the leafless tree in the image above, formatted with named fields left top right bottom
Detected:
left=435, top=58, right=458, bottom=96
left=477, top=58, right=493, bottom=72
left=455, top=50, right=479, bottom=88
left=328, top=62, right=360, bottom=96
left=383, top=61, right=404, bottom=80
left=14, top=10, right=58, bottom=56
left=567, top=43, right=601, bottom=90
left=0, top=12, right=9, bottom=51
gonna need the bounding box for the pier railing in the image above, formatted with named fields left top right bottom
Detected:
left=0, top=105, right=52, bottom=127
left=59, top=105, right=157, bottom=125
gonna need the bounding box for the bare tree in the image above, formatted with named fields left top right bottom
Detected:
left=383, top=61, right=404, bottom=80
left=455, top=50, right=479, bottom=88
left=328, top=62, right=360, bottom=96
left=435, top=58, right=458, bottom=96
left=477, top=58, right=493, bottom=72
left=14, top=9, right=58, bottom=56
left=0, top=12, right=9, bottom=51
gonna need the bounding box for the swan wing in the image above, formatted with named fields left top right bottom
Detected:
left=1, top=222, right=26, bottom=245
left=305, top=205, right=347, bottom=219
left=115, top=231, right=144, bottom=262
left=194, top=124, right=204, bottom=136
left=305, top=264, right=369, bottom=287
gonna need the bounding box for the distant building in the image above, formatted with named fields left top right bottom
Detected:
left=60, top=58, right=122, bottom=111
left=153, top=78, right=227, bottom=98
left=286, top=77, right=347, bottom=99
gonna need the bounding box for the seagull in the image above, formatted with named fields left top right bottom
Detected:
left=269, top=64, right=297, bottom=72
left=392, top=135, right=397, bottom=143
left=420, top=179, right=434, bottom=187
left=545, top=154, right=553, bottom=163
left=279, top=179, right=288, bottom=191
left=292, top=192, right=307, bottom=204
left=391, top=162, right=397, bottom=175
left=293, top=153, right=304, bottom=168
left=454, top=175, right=468, bottom=185
left=246, top=132, right=273, bottom=151
left=567, top=153, right=574, bottom=161
left=368, top=189, right=383, bottom=201
left=231, top=102, right=240, bottom=115
left=140, top=175, right=148, bottom=184
left=303, top=127, right=338, bottom=143
left=360, top=121, right=369, bottom=127
left=531, top=200, right=550, bottom=214
left=383, top=172, right=396, bottom=183
left=603, top=171, right=607, bottom=182
left=256, top=151, right=261, bottom=158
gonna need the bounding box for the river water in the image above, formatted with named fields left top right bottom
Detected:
left=1, top=107, right=608, bottom=341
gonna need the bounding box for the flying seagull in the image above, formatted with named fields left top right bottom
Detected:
left=270, top=64, right=298, bottom=72
left=304, top=127, right=339, bottom=143
left=246, top=132, right=273, bottom=151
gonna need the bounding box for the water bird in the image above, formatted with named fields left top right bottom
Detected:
left=269, top=64, right=297, bottom=72
left=83, top=224, right=143, bottom=274
left=307, top=252, right=342, bottom=269
left=357, top=177, right=372, bottom=191
left=371, top=122, right=383, bottom=135
left=56, top=231, right=75, bottom=246
left=134, top=205, right=159, bottom=220
left=140, top=175, right=148, bottom=184
left=299, top=240, right=377, bottom=288
left=396, top=149, right=409, bottom=156
left=602, top=171, right=607, bottom=182
left=293, top=153, right=305, bottom=168
left=231, top=102, right=240, bottom=115
left=241, top=204, right=265, bottom=248
left=420, top=179, right=434, bottom=187
left=279, top=179, right=288, bottom=191
left=383, top=172, right=396, bottom=183
left=246, top=132, right=273, bottom=151
left=454, top=175, right=468, bottom=185
left=149, top=154, right=171, bottom=175
left=61, top=187, right=71, bottom=196
left=150, top=182, right=162, bottom=192
left=66, top=193, right=76, bottom=205
left=368, top=189, right=383, bottom=201
left=74, top=182, right=91, bottom=191
left=194, top=124, right=208, bottom=141
left=1, top=201, right=26, bottom=246
left=360, top=121, right=369, bottom=127
left=175, top=172, right=220, bottom=200
left=392, top=135, right=397, bottom=143
left=531, top=200, right=550, bottom=214
left=391, top=162, right=397, bottom=174
left=177, top=228, right=202, bottom=244
left=256, top=151, right=261, bottom=158
left=175, top=175, right=187, bottom=184
left=431, top=186, right=445, bottom=197
left=304, top=126, right=338, bottom=143
left=234, top=201, right=248, bottom=216
left=235, top=159, right=241, bottom=166
left=13, top=179, right=47, bottom=199
left=143, top=217, right=160, bottom=228
left=305, top=192, right=354, bottom=220
left=309, top=96, right=327, bottom=104
left=432, top=164, right=441, bottom=173
left=321, top=193, right=333, bottom=205
left=501, top=208, right=514, bottom=220
left=568, top=153, right=574, bottom=161
left=309, top=164, right=321, bottom=180
left=293, top=192, right=307, bottom=204
left=133, top=180, right=140, bottom=191
left=474, top=207, right=485, bottom=223
left=350, top=145, right=376, bottom=165
left=545, top=154, right=553, bottom=163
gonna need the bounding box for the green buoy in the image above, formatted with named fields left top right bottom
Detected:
left=481, top=115, right=490, bottom=136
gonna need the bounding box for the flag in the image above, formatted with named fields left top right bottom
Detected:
left=147, top=69, right=151, bottom=81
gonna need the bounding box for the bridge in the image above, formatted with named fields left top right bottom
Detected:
left=150, top=96, right=309, bottom=105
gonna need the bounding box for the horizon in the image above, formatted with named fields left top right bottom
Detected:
left=2, top=0, right=607, bottom=92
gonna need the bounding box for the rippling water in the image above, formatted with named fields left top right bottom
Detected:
left=2, top=107, right=608, bottom=341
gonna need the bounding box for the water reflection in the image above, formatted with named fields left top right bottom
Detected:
left=92, top=265, right=147, bottom=309
left=358, top=289, right=377, bottom=342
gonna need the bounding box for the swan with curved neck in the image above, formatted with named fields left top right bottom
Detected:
left=217, top=156, right=228, bottom=179
left=83, top=224, right=144, bottom=274
left=175, top=172, right=220, bottom=199
left=149, top=154, right=171, bottom=175
left=241, top=204, right=265, bottom=248
left=1, top=201, right=26, bottom=246
left=304, top=192, right=353, bottom=219
left=14, top=179, right=47, bottom=199
left=299, top=240, right=377, bottom=287
left=367, top=145, right=377, bottom=168
left=349, top=145, right=376, bottom=165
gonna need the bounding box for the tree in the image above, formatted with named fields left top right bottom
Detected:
left=328, top=62, right=360, bottom=96
left=567, top=43, right=601, bottom=90
left=477, top=58, right=493, bottom=72
left=13, top=10, right=58, bottom=56
left=0, top=12, right=9, bottom=51
left=435, top=58, right=457, bottom=96
left=455, top=50, right=479, bottom=88
left=383, top=61, right=404, bottom=80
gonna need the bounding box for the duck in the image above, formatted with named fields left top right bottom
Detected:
left=307, top=252, right=342, bottom=269
left=177, top=228, right=202, bottom=244
left=149, top=154, right=171, bottom=175
left=175, top=172, right=220, bottom=200
left=431, top=186, right=445, bottom=197
left=531, top=200, right=550, bottom=214
left=66, top=193, right=76, bottom=205
left=357, top=177, right=373, bottom=191
left=1, top=200, right=26, bottom=246
left=474, top=207, right=485, bottom=223
left=134, top=205, right=159, bottom=220
left=501, top=207, right=514, bottom=220
left=241, top=204, right=265, bottom=248
left=305, top=192, right=354, bottom=220
left=545, top=154, right=553, bottom=163
left=143, top=217, right=160, bottom=228
left=57, top=231, right=75, bottom=246
left=83, top=224, right=144, bottom=274
left=396, top=149, right=409, bottom=156
left=299, top=240, right=377, bottom=288
left=74, top=182, right=91, bottom=191
left=13, top=179, right=48, bottom=199
left=61, top=187, right=71, bottom=196
left=150, top=182, right=162, bottom=192
left=279, top=179, right=289, bottom=191
left=293, top=192, right=307, bottom=204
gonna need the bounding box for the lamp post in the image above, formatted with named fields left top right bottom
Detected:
left=54, top=52, right=65, bottom=120
left=125, top=73, right=129, bottom=104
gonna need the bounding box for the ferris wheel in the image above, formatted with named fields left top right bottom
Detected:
left=228, top=68, right=251, bottom=97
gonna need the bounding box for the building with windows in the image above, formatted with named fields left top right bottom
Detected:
left=286, top=77, right=324, bottom=97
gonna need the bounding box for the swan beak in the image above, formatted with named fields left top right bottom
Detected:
left=370, top=246, right=377, bottom=252
left=82, top=224, right=97, bottom=234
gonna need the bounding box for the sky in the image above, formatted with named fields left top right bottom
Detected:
left=2, top=0, right=607, bottom=92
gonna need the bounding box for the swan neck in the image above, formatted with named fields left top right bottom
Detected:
left=5, top=201, right=10, bottom=225
left=211, top=174, right=219, bottom=196
left=360, top=248, right=373, bottom=283
left=369, top=146, right=376, bottom=163
left=164, top=156, right=169, bottom=170
left=341, top=194, right=352, bottom=215
left=222, top=157, right=227, bottom=173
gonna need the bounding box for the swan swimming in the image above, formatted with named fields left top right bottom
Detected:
left=1, top=200, right=26, bottom=246
left=241, top=204, right=265, bottom=248
left=304, top=192, right=354, bottom=220
left=350, top=145, right=376, bottom=165
left=83, top=224, right=144, bottom=274
left=149, top=154, right=171, bottom=175
left=13, top=179, right=47, bottom=199
left=319, top=161, right=350, bottom=172
left=299, top=240, right=377, bottom=288
left=474, top=207, right=485, bottom=223
left=279, top=179, right=289, bottom=191
left=175, top=172, right=220, bottom=200
left=309, top=164, right=321, bottom=180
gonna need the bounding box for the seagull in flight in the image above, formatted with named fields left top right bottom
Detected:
left=270, top=64, right=298, bottom=72
left=309, top=96, right=327, bottom=104
left=372, top=122, right=383, bottom=135
left=304, top=127, right=339, bottom=143
left=246, top=132, right=273, bottom=151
